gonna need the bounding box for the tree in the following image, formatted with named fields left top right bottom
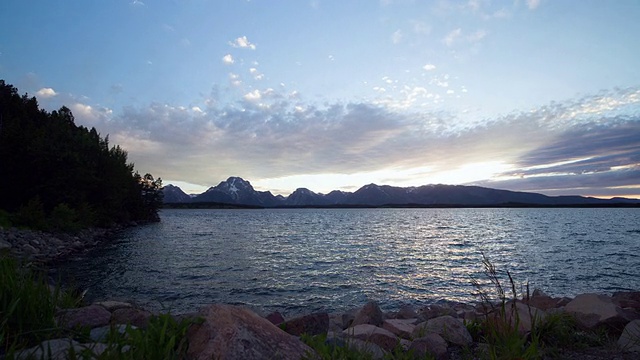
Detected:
left=0, top=80, right=162, bottom=229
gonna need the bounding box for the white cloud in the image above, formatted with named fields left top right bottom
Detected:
left=423, top=64, right=436, bottom=71
left=443, top=28, right=462, bottom=47
left=70, top=103, right=113, bottom=124
left=467, top=29, right=487, bottom=42
left=229, top=36, right=256, bottom=50
left=243, top=89, right=262, bottom=102
left=222, top=54, right=234, bottom=65
left=36, top=87, right=57, bottom=98
left=229, top=73, right=242, bottom=87
left=392, top=29, right=403, bottom=44
left=411, top=21, right=431, bottom=35
left=249, top=68, right=264, bottom=80
left=526, top=0, right=541, bottom=10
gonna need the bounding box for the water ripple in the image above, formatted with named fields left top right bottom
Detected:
left=57, top=208, right=640, bottom=317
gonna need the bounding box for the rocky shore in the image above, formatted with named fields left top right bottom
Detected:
left=2, top=227, right=640, bottom=359
left=12, top=290, right=640, bottom=359
left=0, top=226, right=125, bottom=265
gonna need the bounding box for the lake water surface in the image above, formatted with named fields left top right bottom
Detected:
left=57, top=208, right=640, bottom=316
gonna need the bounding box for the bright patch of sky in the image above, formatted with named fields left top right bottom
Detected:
left=1, top=0, right=639, bottom=197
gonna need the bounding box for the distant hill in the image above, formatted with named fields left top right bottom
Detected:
left=161, top=177, right=640, bottom=208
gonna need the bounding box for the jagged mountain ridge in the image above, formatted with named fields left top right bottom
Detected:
left=161, top=176, right=639, bottom=207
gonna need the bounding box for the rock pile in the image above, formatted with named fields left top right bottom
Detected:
left=13, top=290, right=640, bottom=359
left=0, top=227, right=120, bottom=265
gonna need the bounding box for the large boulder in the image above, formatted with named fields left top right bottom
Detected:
left=382, top=318, right=417, bottom=339
left=111, top=307, right=152, bottom=328
left=565, top=293, right=631, bottom=332
left=501, top=301, right=546, bottom=334
left=409, top=333, right=448, bottom=360
left=56, top=304, right=111, bottom=330
left=352, top=301, right=384, bottom=327
left=280, top=312, right=329, bottom=336
left=413, top=315, right=472, bottom=347
left=186, top=304, right=314, bottom=360
left=343, top=324, right=399, bottom=352
left=612, top=291, right=640, bottom=311
left=617, top=319, right=640, bottom=353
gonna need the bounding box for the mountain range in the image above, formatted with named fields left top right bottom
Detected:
left=161, top=177, right=640, bottom=208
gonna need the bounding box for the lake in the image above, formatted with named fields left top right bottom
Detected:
left=57, top=208, right=640, bottom=316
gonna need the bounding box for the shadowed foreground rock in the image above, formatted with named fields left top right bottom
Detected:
left=186, top=304, right=314, bottom=360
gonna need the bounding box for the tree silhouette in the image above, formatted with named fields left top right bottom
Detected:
left=0, top=80, right=162, bottom=229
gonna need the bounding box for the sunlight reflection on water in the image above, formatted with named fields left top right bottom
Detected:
left=58, top=208, right=640, bottom=316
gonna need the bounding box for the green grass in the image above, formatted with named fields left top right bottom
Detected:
left=1, top=255, right=198, bottom=359
left=0, top=255, right=82, bottom=352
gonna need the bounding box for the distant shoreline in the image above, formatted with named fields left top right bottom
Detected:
left=163, top=202, right=640, bottom=210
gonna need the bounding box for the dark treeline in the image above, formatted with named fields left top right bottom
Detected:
left=0, top=80, right=162, bottom=231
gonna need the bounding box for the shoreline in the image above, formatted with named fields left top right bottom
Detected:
left=0, top=225, right=127, bottom=267
left=2, top=227, right=640, bottom=358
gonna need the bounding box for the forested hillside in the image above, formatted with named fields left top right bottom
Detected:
left=0, top=80, right=162, bottom=231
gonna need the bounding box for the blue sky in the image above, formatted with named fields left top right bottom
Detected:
left=1, top=0, right=639, bottom=198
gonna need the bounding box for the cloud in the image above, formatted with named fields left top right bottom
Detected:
left=70, top=103, right=113, bottom=124
left=36, top=87, right=57, bottom=98
left=392, top=30, right=403, bottom=44
left=222, top=54, right=234, bottom=65
left=229, top=36, right=256, bottom=50
left=411, top=20, right=431, bottom=35
left=71, top=83, right=639, bottom=197
left=229, top=73, right=242, bottom=86
left=443, top=28, right=462, bottom=46
left=243, top=89, right=262, bottom=102
left=249, top=67, right=264, bottom=80
left=423, top=64, right=436, bottom=71
left=526, top=0, right=541, bottom=10
left=467, top=29, right=487, bottom=42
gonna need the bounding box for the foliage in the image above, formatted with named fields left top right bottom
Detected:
left=0, top=255, right=82, bottom=351
left=68, top=314, right=196, bottom=360
left=0, top=80, right=162, bottom=229
left=471, top=253, right=542, bottom=360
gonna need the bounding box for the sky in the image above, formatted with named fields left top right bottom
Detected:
left=1, top=0, right=639, bottom=198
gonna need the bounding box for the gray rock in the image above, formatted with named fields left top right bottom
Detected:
left=343, top=324, right=399, bottom=352
left=352, top=301, right=384, bottom=327
left=265, top=311, right=285, bottom=325
left=281, top=312, right=329, bottom=336
left=618, top=319, right=640, bottom=353
left=565, top=293, right=630, bottom=332
left=90, top=324, right=133, bottom=342
left=0, top=239, right=12, bottom=250
left=413, top=315, right=472, bottom=347
left=57, top=304, right=111, bottom=329
left=382, top=318, right=417, bottom=339
left=397, top=304, right=417, bottom=319
left=409, top=333, right=448, bottom=360
left=186, top=304, right=313, bottom=360
left=94, top=300, right=133, bottom=312
left=344, top=338, right=386, bottom=359
left=112, top=307, right=152, bottom=328
left=16, top=338, right=79, bottom=360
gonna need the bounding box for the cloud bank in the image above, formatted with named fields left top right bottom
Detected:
left=65, top=84, right=640, bottom=197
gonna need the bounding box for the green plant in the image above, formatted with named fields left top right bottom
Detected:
left=81, top=313, right=198, bottom=359
left=471, top=253, right=542, bottom=360
left=0, top=209, right=12, bottom=229
left=50, top=203, right=81, bottom=233
left=0, top=256, right=82, bottom=351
